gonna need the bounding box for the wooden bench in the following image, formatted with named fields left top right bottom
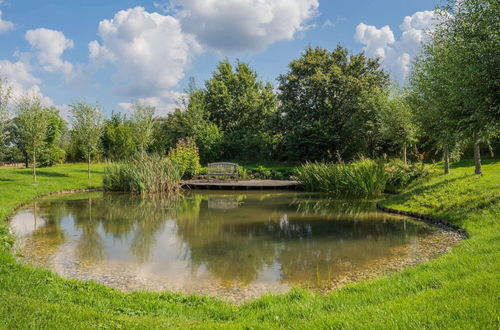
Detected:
left=207, top=162, right=239, bottom=181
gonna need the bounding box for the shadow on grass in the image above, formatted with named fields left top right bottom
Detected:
left=17, top=170, right=69, bottom=178
left=450, top=158, right=499, bottom=170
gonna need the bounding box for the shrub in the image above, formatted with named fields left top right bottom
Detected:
left=103, top=154, right=181, bottom=195
left=385, top=159, right=435, bottom=192
left=295, top=159, right=387, bottom=197
left=168, top=137, right=201, bottom=179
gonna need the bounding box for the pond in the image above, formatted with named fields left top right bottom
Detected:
left=10, top=191, right=461, bottom=303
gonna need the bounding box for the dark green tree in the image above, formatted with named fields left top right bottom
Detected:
left=203, top=60, right=278, bottom=160
left=277, top=46, right=390, bottom=161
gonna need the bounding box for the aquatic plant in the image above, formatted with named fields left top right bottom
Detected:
left=295, top=159, right=388, bottom=197
left=103, top=154, right=181, bottom=194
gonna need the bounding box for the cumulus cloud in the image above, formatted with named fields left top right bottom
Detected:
left=0, top=10, right=14, bottom=34
left=88, top=6, right=200, bottom=98
left=355, top=10, right=436, bottom=82
left=165, top=0, right=319, bottom=53
left=118, top=90, right=186, bottom=117
left=25, top=28, right=74, bottom=75
left=0, top=59, right=54, bottom=106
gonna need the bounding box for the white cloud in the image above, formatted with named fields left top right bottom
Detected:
left=25, top=28, right=74, bottom=75
left=354, top=10, right=436, bottom=82
left=89, top=7, right=200, bottom=98
left=0, top=59, right=54, bottom=106
left=166, top=0, right=319, bottom=53
left=0, top=10, right=14, bottom=34
left=118, top=91, right=186, bottom=117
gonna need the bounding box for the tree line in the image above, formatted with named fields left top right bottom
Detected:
left=0, top=0, right=498, bottom=179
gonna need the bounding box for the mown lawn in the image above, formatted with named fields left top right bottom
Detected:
left=0, top=160, right=498, bottom=329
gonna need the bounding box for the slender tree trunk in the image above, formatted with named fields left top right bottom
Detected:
left=402, top=143, right=407, bottom=165
left=474, top=138, right=482, bottom=175
left=33, top=149, right=37, bottom=182
left=88, top=153, right=91, bottom=181
left=444, top=144, right=450, bottom=174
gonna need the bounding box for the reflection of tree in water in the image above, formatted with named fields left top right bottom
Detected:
left=21, top=191, right=432, bottom=287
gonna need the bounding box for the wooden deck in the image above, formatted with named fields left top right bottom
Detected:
left=182, top=180, right=301, bottom=190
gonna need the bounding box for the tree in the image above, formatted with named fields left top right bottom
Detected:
left=277, top=46, right=390, bottom=161
left=411, top=0, right=500, bottom=175
left=16, top=94, right=49, bottom=182
left=164, top=87, right=223, bottom=163
left=102, top=112, right=136, bottom=160
left=38, top=107, right=67, bottom=166
left=130, top=103, right=156, bottom=155
left=203, top=60, right=277, bottom=160
left=70, top=102, right=103, bottom=180
left=0, top=77, right=12, bottom=160
left=376, top=91, right=418, bottom=164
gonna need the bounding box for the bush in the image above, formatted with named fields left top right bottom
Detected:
left=295, top=159, right=387, bottom=197
left=103, top=154, right=181, bottom=194
left=168, top=137, right=201, bottom=179
left=385, top=159, right=435, bottom=192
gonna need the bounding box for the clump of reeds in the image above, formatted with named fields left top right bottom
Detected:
left=295, top=159, right=387, bottom=197
left=103, top=154, right=181, bottom=195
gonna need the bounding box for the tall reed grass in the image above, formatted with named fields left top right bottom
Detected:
left=103, top=154, right=181, bottom=195
left=295, top=159, right=387, bottom=197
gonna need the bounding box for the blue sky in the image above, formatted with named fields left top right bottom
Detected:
left=0, top=0, right=440, bottom=118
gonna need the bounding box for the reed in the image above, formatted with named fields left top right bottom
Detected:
left=103, top=154, right=181, bottom=195
left=295, top=159, right=387, bottom=197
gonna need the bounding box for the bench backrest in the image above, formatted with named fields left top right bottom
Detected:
left=207, top=162, right=238, bottom=175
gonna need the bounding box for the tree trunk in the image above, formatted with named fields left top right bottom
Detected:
left=402, top=143, right=407, bottom=165
left=444, top=144, right=450, bottom=174
left=33, top=149, right=37, bottom=182
left=88, top=153, right=91, bottom=181
left=474, top=139, right=482, bottom=175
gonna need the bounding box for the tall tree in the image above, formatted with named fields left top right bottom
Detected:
left=39, top=107, right=67, bottom=166
left=411, top=0, right=500, bottom=174
left=164, top=87, right=223, bottom=163
left=277, top=46, right=390, bottom=161
left=16, top=94, right=49, bottom=182
left=376, top=91, right=418, bottom=164
left=70, top=102, right=103, bottom=180
left=0, top=77, right=12, bottom=159
left=130, top=103, right=156, bottom=155
left=203, top=60, right=277, bottom=159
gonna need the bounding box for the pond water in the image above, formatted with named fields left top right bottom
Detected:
left=10, top=191, right=461, bottom=302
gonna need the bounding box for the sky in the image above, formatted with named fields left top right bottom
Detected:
left=0, top=0, right=441, bottom=119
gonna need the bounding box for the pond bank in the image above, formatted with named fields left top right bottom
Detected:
left=0, top=161, right=498, bottom=328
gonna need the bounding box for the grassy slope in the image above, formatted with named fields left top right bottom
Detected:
left=0, top=161, right=498, bottom=329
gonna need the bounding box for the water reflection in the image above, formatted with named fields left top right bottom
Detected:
left=11, top=191, right=457, bottom=301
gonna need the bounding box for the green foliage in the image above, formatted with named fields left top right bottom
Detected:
left=16, top=93, right=50, bottom=180
left=70, top=102, right=104, bottom=179
left=168, top=137, right=201, bottom=179
left=162, top=88, right=223, bottom=163
left=101, top=112, right=136, bottom=160
left=384, top=159, right=435, bottom=192
left=278, top=46, right=390, bottom=161
left=38, top=107, right=67, bottom=167
left=103, top=154, right=181, bottom=195
left=295, top=159, right=388, bottom=197
left=130, top=103, right=156, bottom=154
left=409, top=0, right=500, bottom=171
left=0, top=77, right=12, bottom=157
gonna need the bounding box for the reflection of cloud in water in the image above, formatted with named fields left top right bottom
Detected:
left=9, top=191, right=460, bottom=302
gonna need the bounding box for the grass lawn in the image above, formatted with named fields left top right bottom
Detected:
left=0, top=160, right=498, bottom=328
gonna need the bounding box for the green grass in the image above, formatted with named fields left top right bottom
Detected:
left=0, top=160, right=499, bottom=328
